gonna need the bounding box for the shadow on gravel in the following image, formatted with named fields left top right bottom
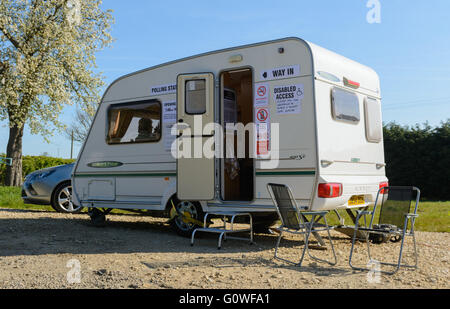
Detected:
left=141, top=256, right=352, bottom=276
left=0, top=210, right=350, bottom=265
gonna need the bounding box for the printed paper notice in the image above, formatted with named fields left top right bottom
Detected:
left=256, top=123, right=269, bottom=156
left=163, top=101, right=177, bottom=123
left=254, top=83, right=269, bottom=107
left=255, top=107, right=271, bottom=156
left=273, top=84, right=304, bottom=114
left=163, top=101, right=177, bottom=151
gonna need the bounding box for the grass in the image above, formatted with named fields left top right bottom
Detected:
left=326, top=201, right=450, bottom=233
left=0, top=186, right=449, bottom=232
left=0, top=186, right=55, bottom=211
left=0, top=186, right=129, bottom=214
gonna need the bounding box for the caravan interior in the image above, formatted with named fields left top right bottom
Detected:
left=221, top=68, right=254, bottom=202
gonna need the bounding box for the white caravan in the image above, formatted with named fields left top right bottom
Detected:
left=72, top=37, right=388, bottom=236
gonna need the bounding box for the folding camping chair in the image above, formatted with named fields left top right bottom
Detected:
left=267, top=183, right=337, bottom=267
left=349, top=186, right=421, bottom=275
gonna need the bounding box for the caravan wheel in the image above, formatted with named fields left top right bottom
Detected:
left=88, top=208, right=112, bottom=227
left=169, top=198, right=204, bottom=238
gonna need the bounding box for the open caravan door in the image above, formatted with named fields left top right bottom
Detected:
left=176, top=73, right=215, bottom=200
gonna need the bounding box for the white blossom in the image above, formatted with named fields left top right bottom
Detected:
left=0, top=0, right=114, bottom=137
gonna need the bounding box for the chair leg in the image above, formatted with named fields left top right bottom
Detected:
left=274, top=230, right=283, bottom=261
left=349, top=222, right=369, bottom=271
left=412, top=232, right=418, bottom=269
left=218, top=232, right=226, bottom=250
left=297, top=224, right=311, bottom=267
left=303, top=216, right=337, bottom=266
left=273, top=230, right=301, bottom=265
left=324, top=216, right=338, bottom=266
left=352, top=231, right=417, bottom=275
left=190, top=229, right=198, bottom=247
left=393, top=230, right=408, bottom=274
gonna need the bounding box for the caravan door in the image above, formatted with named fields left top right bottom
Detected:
left=176, top=73, right=215, bottom=200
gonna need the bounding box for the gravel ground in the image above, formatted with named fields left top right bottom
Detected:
left=0, top=208, right=448, bottom=289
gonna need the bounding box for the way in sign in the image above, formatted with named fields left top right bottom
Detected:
left=261, top=65, right=300, bottom=81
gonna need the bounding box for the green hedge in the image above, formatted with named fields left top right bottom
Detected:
left=383, top=120, right=450, bottom=200
left=0, top=155, right=75, bottom=184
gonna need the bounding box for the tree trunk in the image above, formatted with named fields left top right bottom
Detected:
left=5, top=124, right=24, bottom=187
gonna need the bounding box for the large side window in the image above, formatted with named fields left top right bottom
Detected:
left=107, top=100, right=161, bottom=144
left=331, top=88, right=360, bottom=124
left=364, top=97, right=382, bottom=143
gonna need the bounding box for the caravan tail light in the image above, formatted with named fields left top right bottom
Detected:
left=318, top=183, right=343, bottom=198
left=379, top=182, right=389, bottom=194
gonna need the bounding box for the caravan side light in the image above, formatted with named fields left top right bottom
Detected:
left=379, top=182, right=389, bottom=194
left=318, top=183, right=343, bottom=198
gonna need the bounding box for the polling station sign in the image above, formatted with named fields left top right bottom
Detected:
left=273, top=84, right=304, bottom=114
left=151, top=83, right=177, bottom=96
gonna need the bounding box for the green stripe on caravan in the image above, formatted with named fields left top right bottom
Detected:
left=73, top=171, right=315, bottom=178
left=74, top=173, right=177, bottom=178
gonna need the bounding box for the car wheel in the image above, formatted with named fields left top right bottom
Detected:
left=51, top=181, right=83, bottom=214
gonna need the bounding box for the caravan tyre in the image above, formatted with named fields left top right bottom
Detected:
left=88, top=208, right=111, bottom=227
left=169, top=198, right=204, bottom=238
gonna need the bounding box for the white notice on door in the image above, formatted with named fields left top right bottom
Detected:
left=163, top=101, right=177, bottom=151
left=273, top=84, right=304, bottom=115
left=254, top=83, right=269, bottom=107
left=163, top=101, right=177, bottom=123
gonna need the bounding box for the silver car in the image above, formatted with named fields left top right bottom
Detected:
left=21, top=163, right=82, bottom=213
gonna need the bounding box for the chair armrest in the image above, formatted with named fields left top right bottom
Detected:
left=354, top=210, right=373, bottom=229
left=406, top=213, right=419, bottom=219
left=357, top=210, right=372, bottom=216
left=301, top=211, right=328, bottom=216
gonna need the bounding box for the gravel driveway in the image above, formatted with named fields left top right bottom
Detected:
left=0, top=208, right=448, bottom=289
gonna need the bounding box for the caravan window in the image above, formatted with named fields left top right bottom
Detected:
left=185, top=80, right=206, bottom=114
left=107, top=100, right=161, bottom=144
left=331, top=88, right=360, bottom=124
left=364, top=97, right=382, bottom=143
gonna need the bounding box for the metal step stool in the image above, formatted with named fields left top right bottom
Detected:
left=190, top=212, right=254, bottom=249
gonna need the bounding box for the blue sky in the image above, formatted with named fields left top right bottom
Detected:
left=1, top=0, right=449, bottom=158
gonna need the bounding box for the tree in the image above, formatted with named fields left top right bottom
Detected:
left=65, top=100, right=98, bottom=144
left=0, top=0, right=114, bottom=186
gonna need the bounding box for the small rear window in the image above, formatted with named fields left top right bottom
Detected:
left=331, top=88, right=360, bottom=124
left=185, top=79, right=206, bottom=115
left=364, top=97, right=383, bottom=143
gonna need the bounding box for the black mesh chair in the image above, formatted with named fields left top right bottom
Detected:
left=267, top=183, right=337, bottom=267
left=349, top=186, right=421, bottom=275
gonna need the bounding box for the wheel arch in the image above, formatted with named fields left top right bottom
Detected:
left=160, top=181, right=208, bottom=213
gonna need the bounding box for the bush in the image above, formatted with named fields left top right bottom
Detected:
left=0, top=155, right=75, bottom=184
left=383, top=120, right=450, bottom=200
